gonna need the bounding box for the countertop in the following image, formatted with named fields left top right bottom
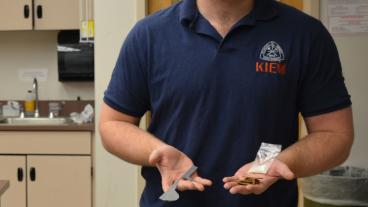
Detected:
left=0, top=180, right=9, bottom=197
left=0, top=123, right=94, bottom=131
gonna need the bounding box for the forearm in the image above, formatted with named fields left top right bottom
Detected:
left=277, top=131, right=353, bottom=178
left=99, top=120, right=166, bottom=166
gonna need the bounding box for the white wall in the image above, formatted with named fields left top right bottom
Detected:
left=94, top=1, right=145, bottom=207
left=0, top=31, right=94, bottom=100
left=320, top=2, right=368, bottom=168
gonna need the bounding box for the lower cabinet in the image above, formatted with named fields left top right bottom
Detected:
left=0, top=156, right=26, bottom=207
left=0, top=132, right=92, bottom=207
left=28, top=156, right=91, bottom=207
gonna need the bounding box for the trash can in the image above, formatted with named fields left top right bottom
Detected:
left=301, top=166, right=368, bottom=207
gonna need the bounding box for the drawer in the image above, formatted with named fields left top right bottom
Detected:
left=0, top=132, right=91, bottom=154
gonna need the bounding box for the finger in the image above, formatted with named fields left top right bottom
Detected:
left=178, top=179, right=207, bottom=192
left=193, top=176, right=212, bottom=186
left=148, top=149, right=162, bottom=165
left=192, top=181, right=205, bottom=191
left=223, top=176, right=241, bottom=183
left=223, top=181, right=238, bottom=190
left=177, top=180, right=197, bottom=191
left=229, top=185, right=252, bottom=195
left=161, top=179, right=172, bottom=192
left=242, top=176, right=278, bottom=195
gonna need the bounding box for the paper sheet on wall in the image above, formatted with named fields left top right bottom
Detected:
left=18, top=69, right=48, bottom=82
left=328, top=0, right=368, bottom=35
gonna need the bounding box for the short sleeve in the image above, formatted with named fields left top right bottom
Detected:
left=298, top=22, right=351, bottom=117
left=104, top=21, right=150, bottom=117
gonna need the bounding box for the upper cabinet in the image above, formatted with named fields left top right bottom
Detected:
left=0, top=0, right=89, bottom=31
left=0, top=0, right=33, bottom=30
left=33, top=0, right=80, bottom=30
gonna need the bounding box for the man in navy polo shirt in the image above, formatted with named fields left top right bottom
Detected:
left=99, top=0, right=354, bottom=206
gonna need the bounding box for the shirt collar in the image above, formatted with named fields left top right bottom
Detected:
left=179, top=0, right=279, bottom=27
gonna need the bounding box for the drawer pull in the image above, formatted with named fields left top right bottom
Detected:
left=30, top=167, right=36, bottom=181
left=17, top=168, right=24, bottom=182
left=24, top=5, right=30, bottom=18
left=36, top=5, right=43, bottom=19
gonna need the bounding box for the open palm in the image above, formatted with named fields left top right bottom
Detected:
left=223, top=159, right=294, bottom=195
left=149, top=145, right=212, bottom=192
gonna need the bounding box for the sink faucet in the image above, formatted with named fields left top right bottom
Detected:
left=33, top=78, right=39, bottom=118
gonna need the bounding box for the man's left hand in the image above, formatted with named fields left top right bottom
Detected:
left=223, top=159, right=295, bottom=195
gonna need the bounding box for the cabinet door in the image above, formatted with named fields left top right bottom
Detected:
left=27, top=156, right=91, bottom=207
left=0, top=0, right=32, bottom=30
left=34, top=0, right=80, bottom=30
left=0, top=156, right=27, bottom=207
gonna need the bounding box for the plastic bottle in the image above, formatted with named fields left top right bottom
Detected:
left=25, top=90, right=35, bottom=116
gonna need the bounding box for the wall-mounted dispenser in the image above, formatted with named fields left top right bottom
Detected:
left=57, top=30, right=94, bottom=82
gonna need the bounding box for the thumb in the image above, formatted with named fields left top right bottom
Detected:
left=149, top=148, right=163, bottom=166
left=274, top=161, right=295, bottom=180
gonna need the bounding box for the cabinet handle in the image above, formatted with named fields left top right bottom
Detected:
left=24, top=5, right=30, bottom=19
left=30, top=167, right=36, bottom=181
left=17, top=168, right=24, bottom=182
left=36, top=5, right=43, bottom=19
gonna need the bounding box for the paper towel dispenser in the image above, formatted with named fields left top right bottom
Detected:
left=57, top=30, right=94, bottom=82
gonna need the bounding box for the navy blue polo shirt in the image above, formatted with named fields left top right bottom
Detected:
left=104, top=0, right=351, bottom=206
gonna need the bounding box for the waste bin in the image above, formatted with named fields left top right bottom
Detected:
left=301, top=166, right=368, bottom=207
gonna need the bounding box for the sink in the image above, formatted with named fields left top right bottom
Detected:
left=0, top=117, right=73, bottom=125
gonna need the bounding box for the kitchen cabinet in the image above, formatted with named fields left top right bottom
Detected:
left=0, top=132, right=92, bottom=207
left=0, top=0, right=81, bottom=31
left=27, top=156, right=91, bottom=207
left=0, top=0, right=32, bottom=30
left=0, top=156, right=26, bottom=207
left=33, top=0, right=80, bottom=30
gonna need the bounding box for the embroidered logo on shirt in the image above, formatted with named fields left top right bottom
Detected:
left=256, top=41, right=286, bottom=75
left=260, top=41, right=285, bottom=62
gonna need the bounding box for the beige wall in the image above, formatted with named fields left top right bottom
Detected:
left=320, top=2, right=368, bottom=168
left=94, top=1, right=145, bottom=207
left=0, top=31, right=94, bottom=100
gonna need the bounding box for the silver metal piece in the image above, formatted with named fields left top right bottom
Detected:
left=182, top=165, right=197, bottom=181
left=19, top=111, right=25, bottom=119
left=159, top=165, right=198, bottom=202
left=159, top=179, right=180, bottom=202
left=33, top=78, right=39, bottom=118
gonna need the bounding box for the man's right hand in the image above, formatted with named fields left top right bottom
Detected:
left=149, top=145, right=212, bottom=192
